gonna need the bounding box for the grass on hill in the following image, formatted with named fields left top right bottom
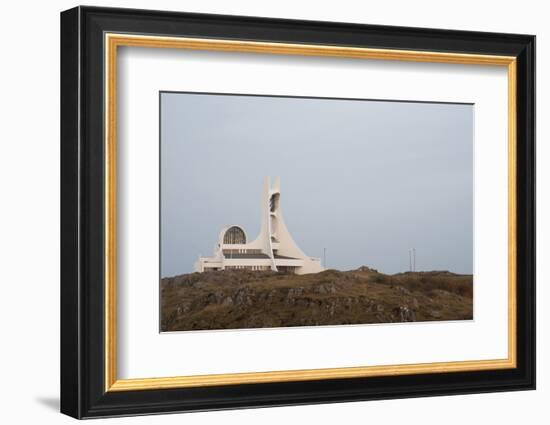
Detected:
left=160, top=267, right=473, bottom=332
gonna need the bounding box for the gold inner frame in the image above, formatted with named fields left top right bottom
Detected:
left=104, top=33, right=517, bottom=392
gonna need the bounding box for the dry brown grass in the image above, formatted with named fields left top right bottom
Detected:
left=160, top=268, right=473, bottom=332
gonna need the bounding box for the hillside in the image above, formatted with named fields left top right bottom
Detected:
left=160, top=267, right=473, bottom=332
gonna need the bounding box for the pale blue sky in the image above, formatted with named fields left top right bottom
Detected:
left=161, top=92, right=473, bottom=277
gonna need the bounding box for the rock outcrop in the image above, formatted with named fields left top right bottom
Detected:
left=161, top=268, right=473, bottom=331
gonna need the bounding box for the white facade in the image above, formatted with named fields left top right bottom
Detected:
left=194, top=177, right=324, bottom=275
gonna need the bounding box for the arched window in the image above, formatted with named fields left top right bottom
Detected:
left=223, top=226, right=246, bottom=244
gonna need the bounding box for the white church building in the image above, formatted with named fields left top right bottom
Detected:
left=194, top=177, right=324, bottom=275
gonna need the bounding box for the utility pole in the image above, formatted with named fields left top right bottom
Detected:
left=413, top=248, right=416, bottom=272
left=409, top=249, right=412, bottom=272
left=323, top=248, right=327, bottom=269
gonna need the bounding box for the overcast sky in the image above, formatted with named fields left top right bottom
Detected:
left=160, top=92, right=473, bottom=277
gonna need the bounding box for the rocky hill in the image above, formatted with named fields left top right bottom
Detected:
left=160, top=267, right=473, bottom=332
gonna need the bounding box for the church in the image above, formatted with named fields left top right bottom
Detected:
left=194, top=177, right=324, bottom=275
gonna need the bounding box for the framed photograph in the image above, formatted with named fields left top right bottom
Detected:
left=60, top=6, right=535, bottom=419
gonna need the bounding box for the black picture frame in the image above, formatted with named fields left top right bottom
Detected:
left=61, top=5, right=535, bottom=419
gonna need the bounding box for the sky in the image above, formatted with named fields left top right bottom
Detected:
left=160, top=92, right=473, bottom=277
